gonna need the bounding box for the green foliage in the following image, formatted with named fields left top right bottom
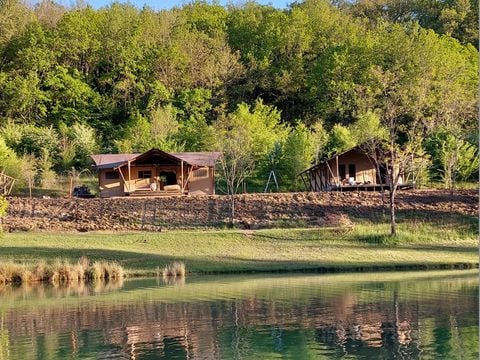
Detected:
left=115, top=106, right=183, bottom=153
left=310, top=121, right=329, bottom=163
left=57, top=122, right=99, bottom=172
left=43, top=65, right=101, bottom=125
left=0, top=136, right=21, bottom=178
left=0, top=196, right=7, bottom=218
left=2, top=123, right=59, bottom=159
left=405, top=146, right=432, bottom=188
left=0, top=0, right=476, bottom=192
left=346, top=0, right=479, bottom=46
left=177, top=115, right=214, bottom=152
left=438, top=134, right=478, bottom=188
left=175, top=88, right=215, bottom=151
left=426, top=131, right=479, bottom=188
left=36, top=148, right=56, bottom=188
left=230, top=100, right=288, bottom=161
left=325, top=124, right=355, bottom=156
left=277, top=122, right=316, bottom=190
left=350, top=110, right=387, bottom=144
left=222, top=100, right=289, bottom=185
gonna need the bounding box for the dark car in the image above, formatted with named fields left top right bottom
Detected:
left=72, top=185, right=95, bottom=198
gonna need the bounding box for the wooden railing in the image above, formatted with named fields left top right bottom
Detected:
left=0, top=172, right=16, bottom=196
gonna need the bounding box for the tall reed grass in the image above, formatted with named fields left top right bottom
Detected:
left=89, top=260, right=124, bottom=281
left=0, top=257, right=124, bottom=285
left=161, top=261, right=186, bottom=278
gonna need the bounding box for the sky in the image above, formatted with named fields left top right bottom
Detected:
left=53, top=0, right=290, bottom=10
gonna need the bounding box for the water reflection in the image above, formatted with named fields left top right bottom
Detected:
left=0, top=271, right=477, bottom=359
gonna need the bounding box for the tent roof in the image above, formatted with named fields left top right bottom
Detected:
left=298, top=145, right=365, bottom=176
left=91, top=149, right=222, bottom=169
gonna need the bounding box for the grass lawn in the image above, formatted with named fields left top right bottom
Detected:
left=0, top=221, right=477, bottom=276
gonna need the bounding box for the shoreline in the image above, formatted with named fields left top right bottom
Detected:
left=0, top=224, right=477, bottom=278
left=127, top=264, right=478, bottom=278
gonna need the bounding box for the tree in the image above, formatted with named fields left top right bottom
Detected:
left=214, top=114, right=255, bottom=226
left=36, top=148, right=56, bottom=188
left=359, top=22, right=477, bottom=236
left=18, top=154, right=36, bottom=198
left=0, top=0, right=475, bottom=196
left=175, top=88, right=215, bottom=151
left=367, top=65, right=432, bottom=236
left=311, top=120, right=329, bottom=164
left=345, top=0, right=479, bottom=47
left=438, top=135, right=478, bottom=190
left=0, top=0, right=33, bottom=47
left=0, top=196, right=8, bottom=231
left=0, top=136, right=20, bottom=178
left=224, top=100, right=288, bottom=185
left=114, top=106, right=183, bottom=153
left=325, top=124, right=355, bottom=157
left=57, top=122, right=99, bottom=172
left=277, top=123, right=316, bottom=191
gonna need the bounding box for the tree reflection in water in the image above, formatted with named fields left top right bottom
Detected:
left=0, top=271, right=477, bottom=359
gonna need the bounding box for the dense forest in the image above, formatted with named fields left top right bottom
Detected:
left=0, top=0, right=477, bottom=193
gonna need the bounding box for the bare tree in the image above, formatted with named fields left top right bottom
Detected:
left=19, top=154, right=36, bottom=198
left=215, top=116, right=255, bottom=226
left=368, top=66, right=442, bottom=236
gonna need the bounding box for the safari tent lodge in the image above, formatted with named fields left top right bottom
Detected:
left=299, top=146, right=412, bottom=192
left=91, top=149, right=221, bottom=197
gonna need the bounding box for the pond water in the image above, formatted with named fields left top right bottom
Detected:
left=0, top=270, right=477, bottom=359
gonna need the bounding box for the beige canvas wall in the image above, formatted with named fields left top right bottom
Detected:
left=98, top=170, right=124, bottom=197
left=98, top=165, right=215, bottom=197
left=188, top=167, right=214, bottom=195
left=326, top=152, right=377, bottom=184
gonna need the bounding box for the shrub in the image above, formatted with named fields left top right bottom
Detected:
left=0, top=197, right=7, bottom=218
left=162, top=261, right=186, bottom=278
left=0, top=257, right=124, bottom=284
left=89, top=260, right=124, bottom=281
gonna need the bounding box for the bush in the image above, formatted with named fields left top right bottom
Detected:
left=162, top=261, right=186, bottom=278
left=0, top=197, right=8, bottom=233
left=0, top=197, right=7, bottom=218
left=0, top=257, right=125, bottom=284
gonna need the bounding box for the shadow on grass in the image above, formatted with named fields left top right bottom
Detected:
left=296, top=241, right=478, bottom=254
left=0, top=244, right=477, bottom=276
left=0, top=246, right=199, bottom=273
left=356, top=234, right=400, bottom=245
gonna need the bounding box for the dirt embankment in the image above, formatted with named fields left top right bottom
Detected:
left=2, top=190, right=477, bottom=232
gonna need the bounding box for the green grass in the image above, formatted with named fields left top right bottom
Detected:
left=423, top=180, right=478, bottom=190
left=12, top=175, right=98, bottom=197
left=0, top=221, right=476, bottom=276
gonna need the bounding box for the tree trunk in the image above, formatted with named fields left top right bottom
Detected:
left=229, top=193, right=235, bottom=227
left=389, top=189, right=396, bottom=236
left=375, top=161, right=386, bottom=217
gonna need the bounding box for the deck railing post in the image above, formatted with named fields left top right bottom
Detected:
left=128, top=161, right=131, bottom=193
left=181, top=160, right=184, bottom=194
left=335, top=155, right=340, bottom=191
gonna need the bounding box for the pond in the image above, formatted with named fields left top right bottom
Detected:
left=0, top=270, right=477, bottom=359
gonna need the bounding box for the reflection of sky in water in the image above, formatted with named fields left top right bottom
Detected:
left=0, top=271, right=478, bottom=359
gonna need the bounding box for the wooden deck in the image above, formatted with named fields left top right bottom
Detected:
left=330, top=183, right=415, bottom=192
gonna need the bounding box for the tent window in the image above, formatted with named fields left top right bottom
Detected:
left=193, top=168, right=208, bottom=179
left=339, top=164, right=346, bottom=180
left=348, top=164, right=356, bottom=180
left=138, top=170, right=152, bottom=179
left=105, top=171, right=119, bottom=180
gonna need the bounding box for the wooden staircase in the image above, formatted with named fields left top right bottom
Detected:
left=129, top=190, right=183, bottom=197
